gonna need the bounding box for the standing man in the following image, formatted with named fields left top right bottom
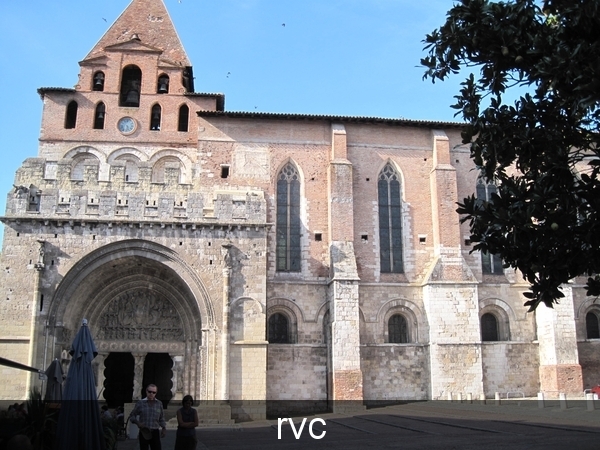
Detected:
left=129, top=384, right=167, bottom=450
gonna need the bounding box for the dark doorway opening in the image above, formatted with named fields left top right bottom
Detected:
left=142, top=353, right=173, bottom=408
left=103, top=352, right=134, bottom=407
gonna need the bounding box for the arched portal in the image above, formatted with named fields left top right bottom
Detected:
left=45, top=239, right=216, bottom=405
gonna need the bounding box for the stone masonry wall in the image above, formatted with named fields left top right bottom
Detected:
left=481, top=343, right=539, bottom=397
left=361, top=344, right=429, bottom=401
left=577, top=341, right=600, bottom=389
left=266, top=345, right=327, bottom=400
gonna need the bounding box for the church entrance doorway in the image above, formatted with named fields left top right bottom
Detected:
left=103, top=352, right=134, bottom=407
left=142, top=353, right=173, bottom=408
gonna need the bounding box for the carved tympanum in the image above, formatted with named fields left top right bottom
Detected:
left=97, top=290, right=183, bottom=340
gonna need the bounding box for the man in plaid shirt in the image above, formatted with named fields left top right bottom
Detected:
left=129, top=384, right=167, bottom=450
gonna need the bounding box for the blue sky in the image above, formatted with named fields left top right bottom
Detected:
left=0, top=0, right=464, bottom=246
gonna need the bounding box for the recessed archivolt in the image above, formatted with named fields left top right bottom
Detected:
left=47, top=239, right=215, bottom=335
left=479, top=297, right=518, bottom=322
left=231, top=296, right=265, bottom=315
left=149, top=149, right=193, bottom=183
left=376, top=298, right=427, bottom=342
left=108, top=147, right=146, bottom=163
left=576, top=297, right=600, bottom=319
left=314, top=301, right=328, bottom=325
left=64, top=145, right=106, bottom=162
left=266, top=297, right=304, bottom=323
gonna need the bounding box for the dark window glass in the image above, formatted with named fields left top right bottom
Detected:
left=276, top=163, right=301, bottom=272
left=93, top=71, right=105, bottom=91
left=150, top=104, right=161, bottom=131
left=120, top=65, right=142, bottom=107
left=178, top=104, right=189, bottom=132
left=379, top=163, right=403, bottom=273
left=586, top=312, right=600, bottom=339
left=268, top=313, right=289, bottom=343
left=481, top=313, right=499, bottom=341
left=65, top=101, right=78, bottom=129
left=388, top=314, right=409, bottom=343
left=93, top=102, right=105, bottom=130
left=157, top=74, right=169, bottom=94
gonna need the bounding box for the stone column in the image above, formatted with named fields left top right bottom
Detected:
left=27, top=240, right=46, bottom=392
left=536, top=286, right=583, bottom=395
left=94, top=353, right=108, bottom=400
left=220, top=242, right=232, bottom=401
left=132, top=353, right=146, bottom=400
left=170, top=354, right=184, bottom=401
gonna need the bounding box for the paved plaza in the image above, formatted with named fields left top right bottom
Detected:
left=117, top=399, right=600, bottom=449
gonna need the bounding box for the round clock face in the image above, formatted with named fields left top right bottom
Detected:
left=117, top=117, right=137, bottom=135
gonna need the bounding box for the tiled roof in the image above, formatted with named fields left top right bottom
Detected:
left=37, top=87, right=76, bottom=99
left=196, top=110, right=465, bottom=128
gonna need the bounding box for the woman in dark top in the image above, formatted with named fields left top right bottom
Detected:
left=175, top=395, right=199, bottom=450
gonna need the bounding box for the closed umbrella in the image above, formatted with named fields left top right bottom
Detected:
left=55, top=319, right=105, bottom=450
left=44, top=358, right=64, bottom=402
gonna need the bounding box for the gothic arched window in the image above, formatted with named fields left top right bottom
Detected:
left=120, top=65, right=142, bottom=107
left=586, top=311, right=600, bottom=339
left=481, top=313, right=499, bottom=341
left=476, top=178, right=504, bottom=274
left=178, top=104, right=189, bottom=132
left=378, top=163, right=403, bottom=273
left=268, top=313, right=290, bottom=343
left=157, top=74, right=169, bottom=94
left=93, top=71, right=105, bottom=91
left=276, top=163, right=301, bottom=272
left=388, top=314, right=409, bottom=343
left=65, top=101, right=78, bottom=129
left=93, top=102, right=106, bottom=130
left=150, top=104, right=162, bottom=131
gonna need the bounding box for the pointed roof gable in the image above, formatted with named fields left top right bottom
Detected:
left=82, top=0, right=191, bottom=66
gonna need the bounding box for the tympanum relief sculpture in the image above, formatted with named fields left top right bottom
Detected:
left=97, top=290, right=184, bottom=341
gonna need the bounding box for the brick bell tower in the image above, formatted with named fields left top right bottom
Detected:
left=38, top=0, right=222, bottom=147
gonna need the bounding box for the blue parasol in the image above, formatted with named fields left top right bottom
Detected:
left=44, top=358, right=64, bottom=402
left=55, top=319, right=106, bottom=450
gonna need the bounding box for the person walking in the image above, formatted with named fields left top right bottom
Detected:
left=174, top=395, right=199, bottom=450
left=128, top=384, right=167, bottom=450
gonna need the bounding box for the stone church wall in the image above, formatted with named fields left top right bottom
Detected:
left=481, top=342, right=539, bottom=397
left=577, top=341, right=600, bottom=389
left=266, top=345, right=327, bottom=400
left=361, top=344, right=429, bottom=401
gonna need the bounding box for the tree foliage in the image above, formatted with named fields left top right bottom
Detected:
left=422, top=0, right=600, bottom=310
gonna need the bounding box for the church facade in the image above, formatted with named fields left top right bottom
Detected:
left=1, top=0, right=598, bottom=421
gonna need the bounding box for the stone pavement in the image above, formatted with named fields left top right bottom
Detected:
left=117, top=399, right=600, bottom=450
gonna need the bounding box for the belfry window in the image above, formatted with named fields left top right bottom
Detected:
left=93, top=102, right=106, bottom=129
left=476, top=178, right=504, bottom=274
left=157, top=74, right=169, bottom=94
left=120, top=65, right=142, bottom=107
left=150, top=104, right=162, bottom=131
left=65, top=101, right=78, bottom=129
left=93, top=71, right=105, bottom=91
left=388, top=314, right=409, bottom=343
left=276, top=163, right=301, bottom=272
left=481, top=313, right=499, bottom=341
left=586, top=311, right=600, bottom=339
left=178, top=104, right=189, bottom=132
left=268, top=313, right=290, bottom=343
left=378, top=163, right=403, bottom=273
